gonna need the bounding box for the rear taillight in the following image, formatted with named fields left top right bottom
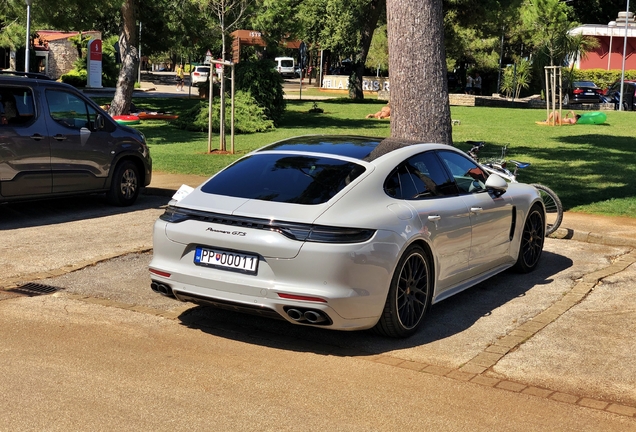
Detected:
left=193, top=72, right=200, bottom=76
left=160, top=206, right=191, bottom=223
left=276, top=223, right=375, bottom=243
left=150, top=268, right=171, bottom=278
left=573, top=89, right=583, bottom=95
left=277, top=293, right=327, bottom=303
left=159, top=206, right=375, bottom=243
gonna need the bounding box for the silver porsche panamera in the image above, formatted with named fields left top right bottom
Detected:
left=149, top=135, right=545, bottom=338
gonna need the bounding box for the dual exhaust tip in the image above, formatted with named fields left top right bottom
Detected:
left=150, top=281, right=174, bottom=298
left=285, top=308, right=331, bottom=326
left=151, top=282, right=331, bottom=326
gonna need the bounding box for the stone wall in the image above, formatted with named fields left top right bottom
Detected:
left=45, top=31, right=101, bottom=80
left=47, top=39, right=76, bottom=79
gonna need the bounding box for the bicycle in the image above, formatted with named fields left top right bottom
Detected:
left=466, top=141, right=563, bottom=236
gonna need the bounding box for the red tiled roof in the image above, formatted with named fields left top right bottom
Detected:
left=36, top=30, right=100, bottom=42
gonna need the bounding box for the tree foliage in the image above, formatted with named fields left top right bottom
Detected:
left=443, top=0, right=523, bottom=71
left=365, top=24, right=388, bottom=75
left=172, top=91, right=274, bottom=133
left=234, top=59, right=286, bottom=124
left=520, top=0, right=573, bottom=67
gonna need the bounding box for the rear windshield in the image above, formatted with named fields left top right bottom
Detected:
left=280, top=60, right=294, bottom=68
left=196, top=67, right=210, bottom=73
left=201, top=153, right=366, bottom=204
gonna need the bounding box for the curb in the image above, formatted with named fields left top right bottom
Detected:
left=550, top=226, right=636, bottom=248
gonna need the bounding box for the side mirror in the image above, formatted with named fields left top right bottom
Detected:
left=485, top=173, right=508, bottom=197
left=94, top=114, right=105, bottom=130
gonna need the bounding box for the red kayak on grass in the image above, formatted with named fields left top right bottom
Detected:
left=136, top=111, right=179, bottom=121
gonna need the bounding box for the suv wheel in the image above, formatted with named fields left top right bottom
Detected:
left=107, top=160, right=140, bottom=206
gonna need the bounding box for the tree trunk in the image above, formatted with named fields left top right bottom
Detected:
left=386, top=0, right=452, bottom=144
left=219, top=27, right=227, bottom=151
left=350, top=0, right=385, bottom=100
left=109, top=0, right=139, bottom=117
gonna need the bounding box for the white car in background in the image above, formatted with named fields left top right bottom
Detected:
left=190, top=65, right=210, bottom=86
left=149, top=135, right=545, bottom=338
left=275, top=57, right=296, bottom=78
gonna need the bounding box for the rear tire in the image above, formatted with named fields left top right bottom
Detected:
left=107, top=160, right=140, bottom=206
left=514, top=204, right=545, bottom=273
left=374, top=245, right=432, bottom=338
left=531, top=184, right=563, bottom=236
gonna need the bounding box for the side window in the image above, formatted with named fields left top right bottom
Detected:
left=437, top=150, right=489, bottom=194
left=384, top=151, right=459, bottom=200
left=46, top=90, right=91, bottom=130
left=0, top=88, right=35, bottom=126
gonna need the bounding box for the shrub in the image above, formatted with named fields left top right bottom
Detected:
left=59, top=69, right=87, bottom=87
left=235, top=59, right=286, bottom=125
left=172, top=90, right=274, bottom=133
left=571, top=68, right=636, bottom=90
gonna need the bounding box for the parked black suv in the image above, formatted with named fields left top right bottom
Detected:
left=0, top=71, right=151, bottom=206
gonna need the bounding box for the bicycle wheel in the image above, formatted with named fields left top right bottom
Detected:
left=531, top=184, right=563, bottom=236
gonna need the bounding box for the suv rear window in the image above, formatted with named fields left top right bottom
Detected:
left=201, top=153, right=365, bottom=204
left=0, top=87, right=35, bottom=125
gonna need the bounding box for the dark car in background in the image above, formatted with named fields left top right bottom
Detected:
left=0, top=71, right=152, bottom=206
left=605, top=80, right=636, bottom=111
left=564, top=80, right=605, bottom=105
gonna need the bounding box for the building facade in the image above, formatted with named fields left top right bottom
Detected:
left=569, top=12, right=636, bottom=71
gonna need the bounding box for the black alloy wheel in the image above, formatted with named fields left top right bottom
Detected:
left=375, top=245, right=432, bottom=338
left=514, top=205, right=545, bottom=273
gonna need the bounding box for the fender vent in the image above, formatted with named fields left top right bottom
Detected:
left=509, top=206, right=517, bottom=241
left=11, top=283, right=62, bottom=297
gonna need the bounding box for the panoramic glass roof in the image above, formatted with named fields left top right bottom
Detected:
left=258, top=136, right=383, bottom=160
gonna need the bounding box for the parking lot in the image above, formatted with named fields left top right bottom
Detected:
left=1, top=191, right=636, bottom=429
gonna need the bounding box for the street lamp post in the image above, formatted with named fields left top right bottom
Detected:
left=619, top=2, right=631, bottom=112
left=608, top=21, right=617, bottom=70
left=24, top=0, right=32, bottom=73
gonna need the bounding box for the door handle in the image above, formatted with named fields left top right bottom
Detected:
left=53, top=134, right=67, bottom=141
left=428, top=215, right=441, bottom=221
left=30, top=133, right=44, bottom=141
left=470, top=207, right=483, bottom=213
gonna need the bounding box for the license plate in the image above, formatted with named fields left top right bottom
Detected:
left=194, top=247, right=259, bottom=274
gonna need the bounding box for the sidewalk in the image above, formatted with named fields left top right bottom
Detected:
left=145, top=171, right=636, bottom=247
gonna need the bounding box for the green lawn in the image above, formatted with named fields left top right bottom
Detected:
left=122, top=96, right=636, bottom=217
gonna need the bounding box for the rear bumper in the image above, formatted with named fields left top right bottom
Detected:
left=149, top=220, right=404, bottom=331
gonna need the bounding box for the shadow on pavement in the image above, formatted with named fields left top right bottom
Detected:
left=176, top=250, right=573, bottom=356
left=0, top=194, right=170, bottom=230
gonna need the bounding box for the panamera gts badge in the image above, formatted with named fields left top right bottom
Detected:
left=206, top=227, right=246, bottom=236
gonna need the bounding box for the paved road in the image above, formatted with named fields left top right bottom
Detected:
left=1, top=195, right=636, bottom=429
left=82, top=71, right=332, bottom=100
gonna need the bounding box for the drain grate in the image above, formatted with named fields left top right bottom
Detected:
left=10, top=282, right=63, bottom=297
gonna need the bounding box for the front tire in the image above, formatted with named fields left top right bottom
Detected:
left=514, top=204, right=545, bottom=273
left=107, top=160, right=140, bottom=206
left=374, top=245, right=432, bottom=338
